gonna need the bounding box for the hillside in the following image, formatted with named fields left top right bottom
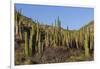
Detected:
left=15, top=10, right=94, bottom=65
left=80, top=21, right=94, bottom=33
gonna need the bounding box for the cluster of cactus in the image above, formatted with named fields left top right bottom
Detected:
left=15, top=10, right=94, bottom=58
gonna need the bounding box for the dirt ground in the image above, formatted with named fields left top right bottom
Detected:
left=15, top=46, right=93, bottom=65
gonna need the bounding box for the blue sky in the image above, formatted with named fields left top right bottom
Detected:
left=15, top=3, right=94, bottom=30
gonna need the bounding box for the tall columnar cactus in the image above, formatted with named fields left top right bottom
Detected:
left=55, top=16, right=61, bottom=28
left=36, top=22, right=39, bottom=53
left=38, top=33, right=41, bottom=54
left=65, top=31, right=68, bottom=47
left=68, top=32, right=72, bottom=48
left=54, top=28, right=57, bottom=47
left=62, top=31, right=66, bottom=46
left=84, top=33, right=90, bottom=57
left=66, top=31, right=69, bottom=48
left=16, top=10, right=22, bottom=39
left=29, top=25, right=35, bottom=56
left=45, top=29, right=48, bottom=47
left=15, top=12, right=18, bottom=35
left=58, top=31, right=61, bottom=46
left=90, top=33, right=94, bottom=50
left=50, top=28, right=54, bottom=47
left=79, top=31, right=82, bottom=48
left=24, top=31, right=29, bottom=57
left=36, top=22, right=41, bottom=55
left=19, top=17, right=23, bottom=40
left=75, top=32, right=79, bottom=49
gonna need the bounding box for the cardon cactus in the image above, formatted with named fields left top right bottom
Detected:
left=24, top=31, right=29, bottom=57
left=84, top=33, right=90, bottom=57
left=29, top=25, right=35, bottom=56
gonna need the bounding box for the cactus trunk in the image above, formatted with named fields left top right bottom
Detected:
left=24, top=32, right=29, bottom=57
left=84, top=33, right=90, bottom=57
